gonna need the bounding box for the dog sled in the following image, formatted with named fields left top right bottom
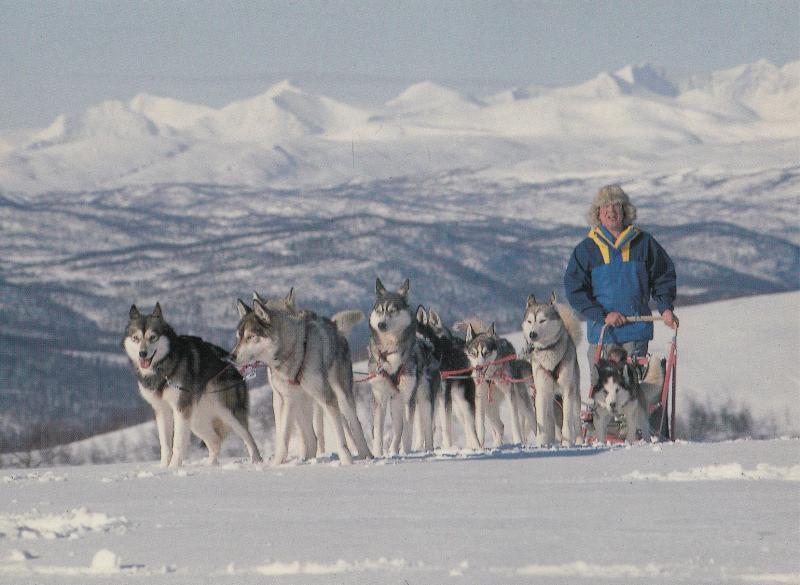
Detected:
left=581, top=315, right=678, bottom=443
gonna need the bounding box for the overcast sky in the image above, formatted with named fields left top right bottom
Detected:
left=1, top=0, right=798, bottom=129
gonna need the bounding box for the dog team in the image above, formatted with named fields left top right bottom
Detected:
left=123, top=277, right=653, bottom=468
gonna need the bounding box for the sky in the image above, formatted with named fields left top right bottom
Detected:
left=1, top=0, right=798, bottom=130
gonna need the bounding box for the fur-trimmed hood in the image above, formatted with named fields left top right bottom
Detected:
left=586, top=184, right=638, bottom=227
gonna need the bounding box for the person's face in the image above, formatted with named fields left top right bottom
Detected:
left=599, top=203, right=624, bottom=234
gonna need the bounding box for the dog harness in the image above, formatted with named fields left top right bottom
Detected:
left=372, top=348, right=407, bottom=387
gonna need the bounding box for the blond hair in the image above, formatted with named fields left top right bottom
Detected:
left=586, top=184, right=637, bottom=227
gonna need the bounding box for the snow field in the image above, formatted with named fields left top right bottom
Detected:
left=0, top=439, right=797, bottom=584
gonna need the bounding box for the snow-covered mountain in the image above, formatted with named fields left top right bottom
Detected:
left=1, top=59, right=796, bottom=193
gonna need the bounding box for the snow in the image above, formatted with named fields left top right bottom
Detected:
left=0, top=440, right=797, bottom=584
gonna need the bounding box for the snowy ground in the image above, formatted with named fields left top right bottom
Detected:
left=0, top=440, right=798, bottom=584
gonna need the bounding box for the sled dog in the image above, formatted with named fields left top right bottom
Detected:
left=590, top=346, right=651, bottom=443
left=231, top=292, right=372, bottom=465
left=122, top=303, right=262, bottom=468
left=251, top=289, right=366, bottom=461
left=368, top=278, right=437, bottom=456
left=464, top=322, right=536, bottom=447
left=522, top=293, right=582, bottom=447
left=238, top=292, right=321, bottom=462
left=416, top=307, right=480, bottom=450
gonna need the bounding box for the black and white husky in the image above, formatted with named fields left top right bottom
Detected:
left=231, top=293, right=372, bottom=465
left=521, top=294, right=582, bottom=447
left=368, top=278, right=437, bottom=456
left=416, top=307, right=480, bottom=450
left=590, top=347, right=651, bottom=443
left=122, top=303, right=262, bottom=468
left=464, top=322, right=536, bottom=447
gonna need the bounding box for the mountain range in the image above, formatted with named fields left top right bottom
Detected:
left=1, top=59, right=797, bottom=193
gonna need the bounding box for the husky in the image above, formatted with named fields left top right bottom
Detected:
left=590, top=346, right=651, bottom=443
left=251, top=289, right=366, bottom=460
left=522, top=293, right=583, bottom=447
left=368, top=278, right=436, bottom=456
left=122, top=303, right=262, bottom=468
left=416, top=307, right=480, bottom=450
left=231, top=292, right=372, bottom=465
left=464, top=322, right=536, bottom=447
left=237, top=293, right=321, bottom=462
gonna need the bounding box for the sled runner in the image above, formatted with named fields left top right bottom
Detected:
left=581, top=316, right=678, bottom=443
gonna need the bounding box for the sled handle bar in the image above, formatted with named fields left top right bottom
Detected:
left=624, top=315, right=678, bottom=326
left=594, top=315, right=678, bottom=362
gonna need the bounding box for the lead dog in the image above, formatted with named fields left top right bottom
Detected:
left=122, top=303, right=262, bottom=467
left=368, top=278, right=437, bottom=456
left=464, top=322, right=536, bottom=447
left=521, top=293, right=582, bottom=447
left=231, top=294, right=372, bottom=465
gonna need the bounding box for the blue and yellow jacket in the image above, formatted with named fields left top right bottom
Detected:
left=564, top=224, right=676, bottom=344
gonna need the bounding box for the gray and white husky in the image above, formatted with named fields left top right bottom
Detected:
left=231, top=293, right=372, bottom=465
left=416, top=307, right=480, bottom=450
left=122, top=303, right=262, bottom=468
left=368, top=278, right=436, bottom=456
left=464, top=322, right=536, bottom=447
left=521, top=293, right=582, bottom=447
left=590, top=347, right=651, bottom=443
left=237, top=292, right=322, bottom=463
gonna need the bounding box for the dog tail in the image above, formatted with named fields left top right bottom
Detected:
left=555, top=303, right=582, bottom=346
left=640, top=355, right=665, bottom=407
left=331, top=310, right=364, bottom=337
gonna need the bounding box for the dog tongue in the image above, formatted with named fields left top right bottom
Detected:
left=139, top=357, right=152, bottom=369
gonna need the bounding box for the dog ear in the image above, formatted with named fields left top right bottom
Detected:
left=375, top=278, right=387, bottom=296
left=550, top=291, right=558, bottom=305
left=465, top=324, right=475, bottom=344
left=416, top=305, right=427, bottom=325
left=399, top=278, right=410, bottom=299
left=236, top=299, right=251, bottom=318
left=252, top=291, right=265, bottom=303
left=284, top=287, right=295, bottom=308
left=428, top=308, right=441, bottom=329
left=129, top=304, right=141, bottom=320
left=489, top=322, right=496, bottom=336
left=526, top=294, right=537, bottom=308
left=252, top=299, right=272, bottom=324
left=152, top=302, right=163, bottom=319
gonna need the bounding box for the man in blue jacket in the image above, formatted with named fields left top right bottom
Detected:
left=564, top=184, right=678, bottom=363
